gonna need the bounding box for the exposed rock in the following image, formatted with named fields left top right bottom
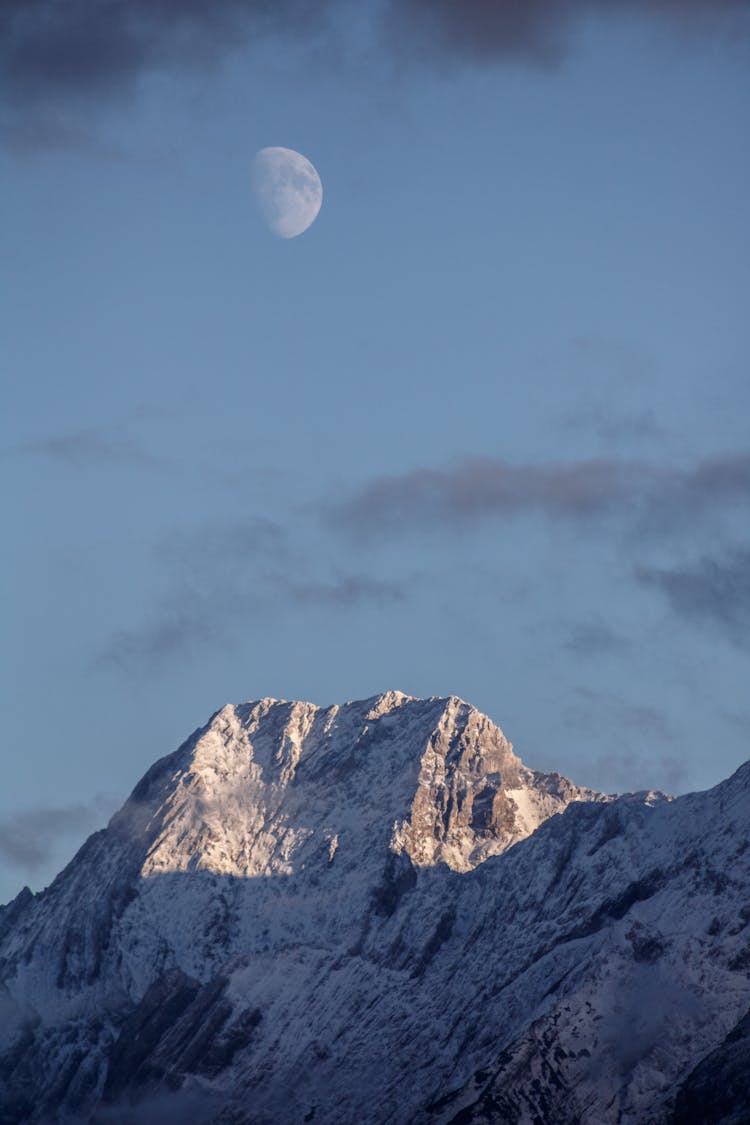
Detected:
left=0, top=692, right=747, bottom=1124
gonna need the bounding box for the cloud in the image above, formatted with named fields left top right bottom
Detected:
left=0, top=115, right=130, bottom=160
left=99, top=517, right=408, bottom=672
left=9, top=408, right=180, bottom=465
left=574, top=744, right=688, bottom=795
left=592, top=963, right=703, bottom=1078
left=0, top=0, right=347, bottom=153
left=155, top=516, right=291, bottom=572
left=99, top=518, right=280, bottom=669
left=95, top=1086, right=219, bottom=1125
left=101, top=572, right=405, bottom=670
left=560, top=406, right=664, bottom=447
left=327, top=452, right=750, bottom=540
left=566, top=685, right=672, bottom=742
left=2, top=0, right=747, bottom=148
left=564, top=619, right=631, bottom=658
left=0, top=0, right=336, bottom=113
left=278, top=573, right=406, bottom=609
left=0, top=795, right=116, bottom=873
left=12, top=427, right=155, bottom=467
left=561, top=686, right=686, bottom=793
left=383, top=0, right=750, bottom=67
left=101, top=606, right=225, bottom=669
left=636, top=548, right=750, bottom=646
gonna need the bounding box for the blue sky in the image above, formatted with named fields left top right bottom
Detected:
left=2, top=1, right=749, bottom=904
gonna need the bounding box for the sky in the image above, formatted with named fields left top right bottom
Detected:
left=1, top=0, right=749, bottom=905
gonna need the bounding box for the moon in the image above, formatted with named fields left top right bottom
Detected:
left=253, top=147, right=323, bottom=239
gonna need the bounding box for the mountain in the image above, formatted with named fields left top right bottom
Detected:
left=0, top=691, right=748, bottom=1124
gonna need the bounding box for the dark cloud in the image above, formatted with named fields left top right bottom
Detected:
left=0, top=0, right=341, bottom=151
left=1, top=0, right=334, bottom=107
left=329, top=457, right=649, bottom=534
left=636, top=548, right=750, bottom=646
left=564, top=619, right=631, bottom=658
left=0, top=115, right=130, bottom=160
left=12, top=427, right=155, bottom=467
left=2, top=0, right=747, bottom=145
left=156, top=516, right=291, bottom=571
left=9, top=407, right=182, bottom=464
left=279, top=573, right=405, bottom=609
left=328, top=452, right=750, bottom=539
left=384, top=0, right=750, bottom=66
left=0, top=795, right=116, bottom=873
left=560, top=406, right=664, bottom=447
left=101, top=606, right=225, bottom=669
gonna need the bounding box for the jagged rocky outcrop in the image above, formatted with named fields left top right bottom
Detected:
left=0, top=691, right=748, bottom=1124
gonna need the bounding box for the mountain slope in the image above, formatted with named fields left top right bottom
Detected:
left=0, top=692, right=748, bottom=1124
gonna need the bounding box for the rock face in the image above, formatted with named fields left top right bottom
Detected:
left=0, top=691, right=748, bottom=1124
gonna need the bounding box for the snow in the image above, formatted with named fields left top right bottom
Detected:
left=1, top=693, right=748, bottom=1124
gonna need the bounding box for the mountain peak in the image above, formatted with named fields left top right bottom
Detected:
left=361, top=688, right=414, bottom=716
left=119, top=691, right=604, bottom=886
left=2, top=692, right=748, bottom=1125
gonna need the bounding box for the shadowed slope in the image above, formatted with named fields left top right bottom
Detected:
left=0, top=694, right=747, bottom=1124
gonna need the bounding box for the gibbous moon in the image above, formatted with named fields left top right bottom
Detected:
left=253, top=147, right=323, bottom=239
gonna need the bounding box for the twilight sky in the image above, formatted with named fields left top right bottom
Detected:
left=2, top=0, right=749, bottom=904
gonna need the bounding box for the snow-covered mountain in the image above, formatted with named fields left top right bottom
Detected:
left=0, top=691, right=748, bottom=1124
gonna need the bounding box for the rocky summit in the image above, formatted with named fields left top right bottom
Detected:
left=1, top=692, right=749, bottom=1124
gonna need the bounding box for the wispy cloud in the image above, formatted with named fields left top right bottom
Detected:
left=101, top=571, right=406, bottom=671
left=155, top=517, right=290, bottom=569
left=564, top=619, right=631, bottom=658
left=565, top=685, right=672, bottom=741
left=636, top=548, right=750, bottom=647
left=100, top=516, right=408, bottom=672
left=0, top=114, right=131, bottom=161
left=327, top=452, right=750, bottom=540
left=101, top=606, right=227, bottom=669
left=580, top=746, right=689, bottom=796
left=9, top=406, right=179, bottom=467
left=561, top=686, right=685, bottom=793
left=383, top=0, right=750, bottom=68
left=278, top=573, right=406, bottom=609
left=0, top=795, right=116, bottom=873
left=13, top=427, right=156, bottom=468
left=100, top=516, right=287, bottom=669
left=560, top=406, right=664, bottom=448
